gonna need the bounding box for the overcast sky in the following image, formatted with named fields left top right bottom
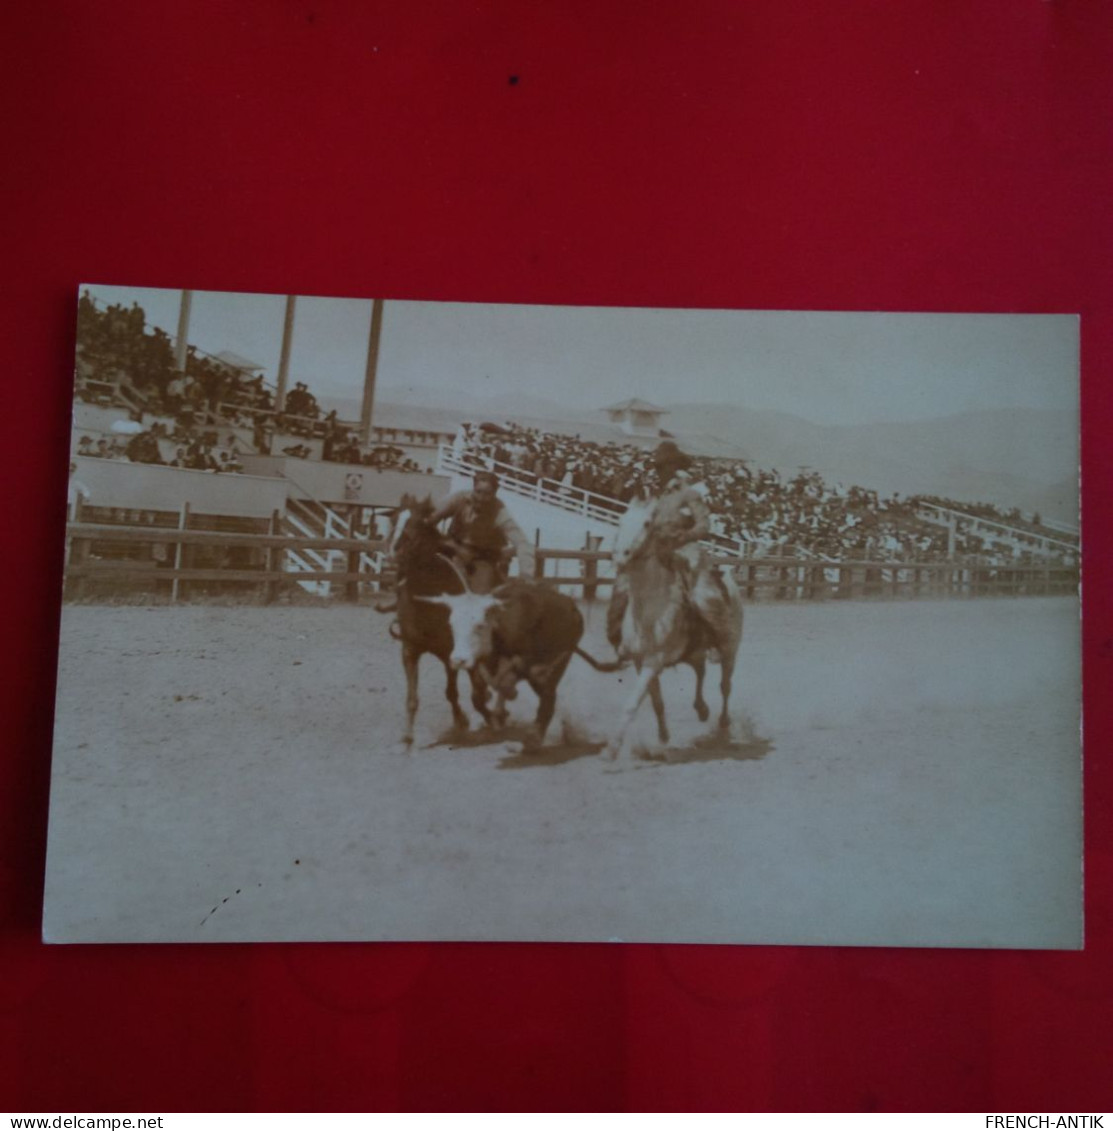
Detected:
left=83, top=284, right=1078, bottom=426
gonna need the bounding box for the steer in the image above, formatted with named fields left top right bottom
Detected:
left=421, top=577, right=619, bottom=748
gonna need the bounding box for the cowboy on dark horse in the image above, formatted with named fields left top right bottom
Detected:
left=377, top=473, right=537, bottom=707
left=429, top=469, right=537, bottom=594
left=606, top=440, right=731, bottom=656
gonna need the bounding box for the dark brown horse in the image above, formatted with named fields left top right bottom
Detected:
left=379, top=494, right=493, bottom=751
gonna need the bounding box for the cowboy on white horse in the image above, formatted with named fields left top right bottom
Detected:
left=606, top=441, right=731, bottom=656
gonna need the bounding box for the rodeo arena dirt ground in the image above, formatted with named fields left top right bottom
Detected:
left=43, top=594, right=1081, bottom=949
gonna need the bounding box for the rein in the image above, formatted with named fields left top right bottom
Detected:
left=392, top=512, right=465, bottom=597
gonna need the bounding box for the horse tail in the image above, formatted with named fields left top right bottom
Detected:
left=574, top=646, right=628, bottom=673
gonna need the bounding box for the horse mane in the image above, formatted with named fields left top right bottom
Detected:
left=398, top=492, right=434, bottom=518
left=393, top=496, right=463, bottom=594
left=615, top=495, right=690, bottom=565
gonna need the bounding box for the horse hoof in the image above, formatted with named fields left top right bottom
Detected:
left=395, top=739, right=414, bottom=756
left=695, top=703, right=710, bottom=723
left=452, top=715, right=470, bottom=732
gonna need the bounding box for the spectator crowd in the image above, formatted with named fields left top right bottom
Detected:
left=320, top=412, right=425, bottom=472
left=453, top=421, right=1076, bottom=566
left=76, top=428, right=244, bottom=474
left=76, top=292, right=333, bottom=445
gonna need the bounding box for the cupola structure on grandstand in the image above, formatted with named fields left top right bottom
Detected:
left=601, top=397, right=669, bottom=437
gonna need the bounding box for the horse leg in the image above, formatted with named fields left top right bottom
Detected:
left=718, top=654, right=734, bottom=732
left=478, top=661, right=509, bottom=727
left=444, top=663, right=469, bottom=731
left=492, top=691, right=510, bottom=729
left=689, top=652, right=710, bottom=722
left=399, top=645, right=420, bottom=752
left=605, top=661, right=662, bottom=762
left=468, top=669, right=494, bottom=728
left=647, top=673, right=670, bottom=746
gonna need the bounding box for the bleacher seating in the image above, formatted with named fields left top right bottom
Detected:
left=452, top=421, right=1078, bottom=567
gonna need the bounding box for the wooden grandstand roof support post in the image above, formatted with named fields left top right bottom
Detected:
left=174, top=290, right=193, bottom=373
left=359, top=298, right=385, bottom=447
left=275, top=294, right=297, bottom=414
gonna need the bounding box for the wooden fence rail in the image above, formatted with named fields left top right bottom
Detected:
left=63, top=522, right=1078, bottom=604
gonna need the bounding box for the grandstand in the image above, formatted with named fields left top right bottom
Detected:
left=66, top=291, right=1079, bottom=603
left=69, top=293, right=459, bottom=598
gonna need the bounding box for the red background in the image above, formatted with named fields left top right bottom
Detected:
left=2, top=1, right=1110, bottom=1112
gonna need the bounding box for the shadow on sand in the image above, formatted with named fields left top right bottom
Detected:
left=425, top=722, right=606, bottom=767
left=638, top=732, right=774, bottom=766
left=425, top=724, right=773, bottom=770
left=497, top=738, right=609, bottom=769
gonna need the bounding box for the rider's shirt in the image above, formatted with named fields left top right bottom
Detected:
left=653, top=476, right=712, bottom=551
left=432, top=490, right=537, bottom=575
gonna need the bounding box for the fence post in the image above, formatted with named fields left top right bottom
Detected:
left=265, top=509, right=282, bottom=604
left=346, top=506, right=360, bottom=603
left=69, top=495, right=89, bottom=601
left=809, top=565, right=825, bottom=600
left=582, top=533, right=599, bottom=602
left=533, top=528, right=544, bottom=581
left=172, top=503, right=190, bottom=604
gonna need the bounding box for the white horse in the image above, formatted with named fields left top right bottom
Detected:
left=606, top=497, right=743, bottom=761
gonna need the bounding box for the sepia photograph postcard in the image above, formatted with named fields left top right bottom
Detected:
left=43, top=286, right=1082, bottom=947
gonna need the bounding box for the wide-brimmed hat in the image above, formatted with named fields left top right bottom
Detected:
left=653, top=440, right=692, bottom=471
left=473, top=470, right=500, bottom=489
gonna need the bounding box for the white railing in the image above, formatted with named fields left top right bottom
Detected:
left=282, top=506, right=337, bottom=595
left=282, top=495, right=385, bottom=595
left=1039, top=515, right=1081, bottom=538
left=915, top=502, right=1078, bottom=555
left=437, top=444, right=627, bottom=525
